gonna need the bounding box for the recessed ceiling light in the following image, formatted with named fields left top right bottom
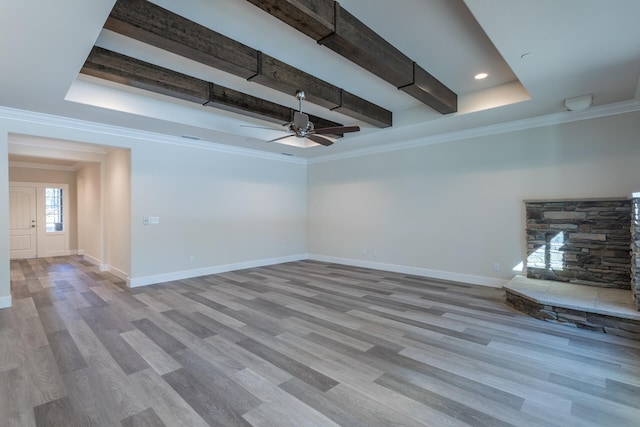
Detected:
left=474, top=72, right=489, bottom=80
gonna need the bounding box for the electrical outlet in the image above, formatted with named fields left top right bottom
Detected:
left=189, top=256, right=195, bottom=264
left=493, top=263, right=501, bottom=271
left=372, top=250, right=378, bottom=257
left=362, top=249, right=368, bottom=256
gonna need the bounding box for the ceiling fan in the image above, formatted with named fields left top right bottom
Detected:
left=253, top=91, right=360, bottom=147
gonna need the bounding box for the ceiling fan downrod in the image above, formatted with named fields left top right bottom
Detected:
left=296, top=90, right=305, bottom=112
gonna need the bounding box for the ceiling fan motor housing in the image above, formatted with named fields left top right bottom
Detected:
left=293, top=111, right=311, bottom=135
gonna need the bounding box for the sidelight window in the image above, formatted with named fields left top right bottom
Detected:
left=45, top=188, right=63, bottom=232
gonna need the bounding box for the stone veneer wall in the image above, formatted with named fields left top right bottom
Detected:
left=506, top=291, right=640, bottom=341
left=525, top=199, right=631, bottom=289
left=630, top=196, right=640, bottom=310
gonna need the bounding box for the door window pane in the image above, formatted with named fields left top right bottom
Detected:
left=45, top=188, right=63, bottom=232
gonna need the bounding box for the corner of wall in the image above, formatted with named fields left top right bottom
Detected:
left=0, top=295, right=12, bottom=309
left=0, top=129, right=10, bottom=306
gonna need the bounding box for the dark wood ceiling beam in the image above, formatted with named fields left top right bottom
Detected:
left=332, top=90, right=392, bottom=129
left=249, top=52, right=341, bottom=110
left=82, top=46, right=210, bottom=104
left=246, top=0, right=335, bottom=40
left=103, top=0, right=391, bottom=127
left=246, top=0, right=458, bottom=114
left=320, top=6, right=414, bottom=88
left=81, top=47, right=343, bottom=131
left=106, top=0, right=258, bottom=79
left=207, top=82, right=342, bottom=130
left=399, top=63, right=457, bottom=115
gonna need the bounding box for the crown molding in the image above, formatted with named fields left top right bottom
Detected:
left=9, top=161, right=79, bottom=172
left=0, top=106, right=307, bottom=165
left=308, top=98, right=640, bottom=164
left=3, top=97, right=640, bottom=167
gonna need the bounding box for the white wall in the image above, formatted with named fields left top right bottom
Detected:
left=2, top=107, right=640, bottom=307
left=77, top=162, right=102, bottom=265
left=308, top=111, right=640, bottom=286
left=104, top=149, right=131, bottom=280
left=0, top=109, right=308, bottom=300
left=129, top=140, right=307, bottom=285
left=0, top=129, right=9, bottom=308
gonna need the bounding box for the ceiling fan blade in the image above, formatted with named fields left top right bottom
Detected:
left=314, top=125, right=360, bottom=135
left=308, top=134, right=334, bottom=146
left=268, top=135, right=294, bottom=143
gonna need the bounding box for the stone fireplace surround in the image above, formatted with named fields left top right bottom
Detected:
left=504, top=196, right=640, bottom=341
left=525, top=198, right=632, bottom=290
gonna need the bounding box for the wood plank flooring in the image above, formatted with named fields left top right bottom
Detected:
left=2, top=256, right=640, bottom=426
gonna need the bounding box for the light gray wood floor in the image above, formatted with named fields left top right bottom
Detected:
left=3, top=256, right=640, bottom=426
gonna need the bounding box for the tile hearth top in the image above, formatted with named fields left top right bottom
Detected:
left=504, top=275, right=640, bottom=321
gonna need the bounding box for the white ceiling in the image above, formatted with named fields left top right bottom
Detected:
left=2, top=0, right=640, bottom=160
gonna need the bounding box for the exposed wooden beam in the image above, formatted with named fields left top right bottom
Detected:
left=103, top=0, right=391, bottom=127
left=249, top=52, right=341, bottom=110
left=207, top=82, right=342, bottom=130
left=246, top=0, right=458, bottom=114
left=106, top=0, right=258, bottom=79
left=245, top=0, right=335, bottom=40
left=332, top=90, right=392, bottom=129
left=399, top=63, right=457, bottom=115
left=320, top=5, right=414, bottom=88
left=81, top=47, right=343, bottom=131
left=82, top=46, right=210, bottom=105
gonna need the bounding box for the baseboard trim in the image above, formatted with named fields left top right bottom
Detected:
left=108, top=266, right=129, bottom=282
left=82, top=254, right=129, bottom=282
left=0, top=295, right=12, bottom=309
left=42, top=250, right=78, bottom=257
left=82, top=253, right=102, bottom=268
left=308, top=254, right=507, bottom=288
left=128, top=254, right=308, bottom=288
left=113, top=253, right=507, bottom=289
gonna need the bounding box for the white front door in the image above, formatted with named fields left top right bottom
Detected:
left=9, top=186, right=37, bottom=259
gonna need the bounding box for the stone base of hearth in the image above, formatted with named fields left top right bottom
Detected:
left=504, top=276, right=640, bottom=341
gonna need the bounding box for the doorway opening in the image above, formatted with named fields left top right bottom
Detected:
left=7, top=134, right=131, bottom=282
